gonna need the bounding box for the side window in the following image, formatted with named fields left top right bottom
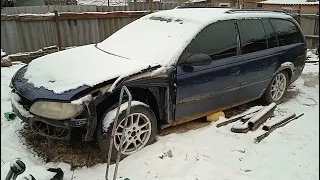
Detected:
left=187, top=20, right=237, bottom=61
left=261, top=19, right=278, bottom=49
left=270, top=19, right=304, bottom=46
left=237, top=19, right=268, bottom=54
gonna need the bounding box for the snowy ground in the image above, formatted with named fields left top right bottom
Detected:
left=1, top=53, right=319, bottom=180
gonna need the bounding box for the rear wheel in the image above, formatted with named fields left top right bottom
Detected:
left=262, top=71, right=289, bottom=104
left=97, top=101, right=157, bottom=162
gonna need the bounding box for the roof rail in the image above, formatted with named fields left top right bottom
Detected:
left=225, top=9, right=290, bottom=14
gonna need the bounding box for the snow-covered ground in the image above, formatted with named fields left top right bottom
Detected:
left=1, top=53, right=319, bottom=180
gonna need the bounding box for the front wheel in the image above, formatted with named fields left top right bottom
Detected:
left=97, top=101, right=157, bottom=162
left=262, top=71, right=289, bottom=104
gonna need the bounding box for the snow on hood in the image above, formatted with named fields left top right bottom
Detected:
left=24, top=44, right=159, bottom=94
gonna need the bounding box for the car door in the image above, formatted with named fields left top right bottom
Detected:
left=174, top=20, right=242, bottom=121
left=236, top=19, right=281, bottom=102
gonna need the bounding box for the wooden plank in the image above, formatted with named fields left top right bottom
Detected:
left=1, top=11, right=151, bottom=21
left=305, top=35, right=319, bottom=38
left=1, top=14, right=54, bottom=21
left=59, top=11, right=150, bottom=20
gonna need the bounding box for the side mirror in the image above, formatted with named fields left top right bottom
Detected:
left=184, top=53, right=211, bottom=66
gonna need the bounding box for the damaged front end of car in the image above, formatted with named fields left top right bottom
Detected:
left=10, top=64, right=174, bottom=141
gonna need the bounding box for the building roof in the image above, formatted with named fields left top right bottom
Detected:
left=259, top=0, right=319, bottom=5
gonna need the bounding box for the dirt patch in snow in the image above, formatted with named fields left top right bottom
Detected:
left=18, top=125, right=106, bottom=170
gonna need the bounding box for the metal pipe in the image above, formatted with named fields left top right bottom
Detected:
left=262, top=113, right=296, bottom=131
left=247, top=102, right=276, bottom=131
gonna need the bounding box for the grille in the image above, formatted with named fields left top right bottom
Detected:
left=32, top=121, right=70, bottom=139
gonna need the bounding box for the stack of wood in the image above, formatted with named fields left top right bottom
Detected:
left=1, top=46, right=58, bottom=67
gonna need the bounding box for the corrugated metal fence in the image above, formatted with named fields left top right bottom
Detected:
left=1, top=5, right=319, bottom=54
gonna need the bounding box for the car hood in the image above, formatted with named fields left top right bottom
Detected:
left=21, top=44, right=159, bottom=96
left=12, top=65, right=90, bottom=101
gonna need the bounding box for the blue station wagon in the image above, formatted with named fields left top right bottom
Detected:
left=10, top=7, right=307, bottom=161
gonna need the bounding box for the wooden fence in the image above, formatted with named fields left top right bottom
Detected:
left=1, top=5, right=319, bottom=54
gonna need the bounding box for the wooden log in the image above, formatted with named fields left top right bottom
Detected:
left=1, top=57, right=12, bottom=67
left=1, top=45, right=58, bottom=64
left=255, top=113, right=304, bottom=143
left=262, top=113, right=296, bottom=131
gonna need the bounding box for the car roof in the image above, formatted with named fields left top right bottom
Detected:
left=147, top=8, right=293, bottom=25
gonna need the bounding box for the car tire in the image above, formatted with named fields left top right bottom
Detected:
left=262, top=71, right=289, bottom=104
left=97, top=101, right=157, bottom=162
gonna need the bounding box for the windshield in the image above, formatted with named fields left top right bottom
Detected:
left=97, top=14, right=202, bottom=66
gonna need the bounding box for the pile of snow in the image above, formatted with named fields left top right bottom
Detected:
left=1, top=52, right=319, bottom=180
left=1, top=49, right=6, bottom=57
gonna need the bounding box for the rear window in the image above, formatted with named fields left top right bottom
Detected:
left=270, top=19, right=304, bottom=46
left=237, top=19, right=268, bottom=54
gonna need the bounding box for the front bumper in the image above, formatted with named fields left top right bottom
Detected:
left=11, top=93, right=97, bottom=141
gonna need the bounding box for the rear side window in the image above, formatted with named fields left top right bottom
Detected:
left=188, top=20, right=237, bottom=61
left=237, top=19, right=268, bottom=54
left=261, top=19, right=278, bottom=49
left=270, top=19, right=304, bottom=46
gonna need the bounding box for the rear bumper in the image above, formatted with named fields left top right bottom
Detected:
left=11, top=92, right=97, bottom=141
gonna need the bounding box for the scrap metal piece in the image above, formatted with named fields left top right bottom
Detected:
left=247, top=102, right=276, bottom=131
left=216, top=107, right=263, bottom=128
left=255, top=113, right=304, bottom=143
left=262, top=113, right=296, bottom=131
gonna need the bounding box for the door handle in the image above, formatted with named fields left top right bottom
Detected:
left=230, top=68, right=240, bottom=75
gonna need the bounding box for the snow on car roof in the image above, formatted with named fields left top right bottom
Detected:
left=97, top=8, right=292, bottom=66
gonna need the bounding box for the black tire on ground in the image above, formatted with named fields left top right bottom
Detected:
left=261, top=71, right=289, bottom=105
left=97, top=101, right=157, bottom=162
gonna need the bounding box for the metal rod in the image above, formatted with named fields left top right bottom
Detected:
left=105, top=85, right=132, bottom=180
left=113, top=86, right=132, bottom=180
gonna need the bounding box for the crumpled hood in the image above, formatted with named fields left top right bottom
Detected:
left=23, top=44, right=159, bottom=94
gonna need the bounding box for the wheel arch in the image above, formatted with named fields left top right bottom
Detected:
left=96, top=87, right=163, bottom=125
left=276, top=62, right=294, bottom=80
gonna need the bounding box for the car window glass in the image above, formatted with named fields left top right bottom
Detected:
left=188, top=20, right=237, bottom=61
left=270, top=19, right=303, bottom=46
left=237, top=19, right=267, bottom=54
left=261, top=19, right=278, bottom=48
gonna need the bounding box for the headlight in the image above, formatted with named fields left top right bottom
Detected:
left=30, top=101, right=84, bottom=120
